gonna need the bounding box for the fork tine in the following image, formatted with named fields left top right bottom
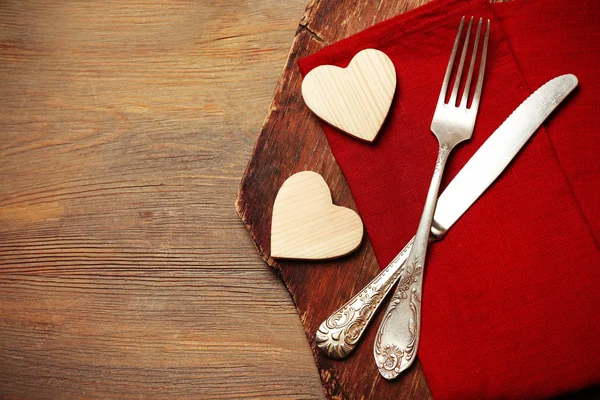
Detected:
left=449, top=17, right=474, bottom=106
left=470, top=19, right=490, bottom=111
left=459, top=18, right=483, bottom=108
left=438, top=16, right=465, bottom=105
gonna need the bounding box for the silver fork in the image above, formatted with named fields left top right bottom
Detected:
left=315, top=17, right=490, bottom=363
left=373, top=16, right=490, bottom=379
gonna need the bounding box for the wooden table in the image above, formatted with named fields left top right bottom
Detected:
left=0, top=1, right=325, bottom=398
left=4, top=1, right=597, bottom=399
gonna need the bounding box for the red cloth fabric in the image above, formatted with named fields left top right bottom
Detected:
left=297, top=0, right=600, bottom=399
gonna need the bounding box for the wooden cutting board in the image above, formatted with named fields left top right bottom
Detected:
left=235, top=1, right=433, bottom=399
left=235, top=1, right=600, bottom=399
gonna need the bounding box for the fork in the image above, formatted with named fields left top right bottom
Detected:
left=373, top=16, right=490, bottom=379
left=315, top=17, right=490, bottom=363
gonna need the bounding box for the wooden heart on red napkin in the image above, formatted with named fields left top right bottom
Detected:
left=301, top=48, right=396, bottom=142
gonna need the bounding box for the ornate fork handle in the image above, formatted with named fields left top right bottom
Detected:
left=315, top=238, right=414, bottom=359
left=374, top=145, right=450, bottom=378
left=316, top=214, right=446, bottom=359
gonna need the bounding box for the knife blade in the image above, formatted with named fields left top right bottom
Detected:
left=315, top=74, right=578, bottom=363
left=433, top=74, right=578, bottom=234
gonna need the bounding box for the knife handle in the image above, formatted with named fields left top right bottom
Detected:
left=315, top=237, right=414, bottom=359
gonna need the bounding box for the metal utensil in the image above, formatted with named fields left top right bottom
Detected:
left=316, top=70, right=578, bottom=361
left=373, top=16, right=490, bottom=379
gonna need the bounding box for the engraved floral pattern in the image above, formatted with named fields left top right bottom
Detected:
left=390, top=259, right=422, bottom=302
left=374, top=259, right=422, bottom=377
left=315, top=239, right=414, bottom=359
left=380, top=344, right=404, bottom=371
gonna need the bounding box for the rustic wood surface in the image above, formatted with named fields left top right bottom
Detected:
left=2, top=1, right=596, bottom=399
left=235, top=0, right=599, bottom=400
left=236, top=1, right=433, bottom=399
left=0, top=0, right=325, bottom=398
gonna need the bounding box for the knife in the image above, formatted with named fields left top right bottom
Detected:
left=315, top=74, right=578, bottom=366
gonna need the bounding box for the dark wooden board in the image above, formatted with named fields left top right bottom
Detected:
left=235, top=1, right=433, bottom=399
left=235, top=1, right=600, bottom=399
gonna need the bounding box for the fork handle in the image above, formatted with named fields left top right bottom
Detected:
left=315, top=237, right=414, bottom=359
left=374, top=144, right=451, bottom=379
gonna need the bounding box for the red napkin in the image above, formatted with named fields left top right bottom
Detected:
left=298, top=0, right=600, bottom=399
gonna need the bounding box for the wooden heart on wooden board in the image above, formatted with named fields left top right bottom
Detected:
left=271, top=171, right=363, bottom=260
left=301, top=48, right=397, bottom=142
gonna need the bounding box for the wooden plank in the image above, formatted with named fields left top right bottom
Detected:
left=236, top=1, right=433, bottom=399
left=0, top=0, right=326, bottom=399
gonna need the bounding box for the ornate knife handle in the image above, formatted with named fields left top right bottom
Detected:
left=315, top=238, right=414, bottom=359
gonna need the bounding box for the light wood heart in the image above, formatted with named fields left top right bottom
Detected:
left=301, top=48, right=396, bottom=142
left=271, top=171, right=363, bottom=260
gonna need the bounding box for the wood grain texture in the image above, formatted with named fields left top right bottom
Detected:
left=4, top=1, right=594, bottom=399
left=301, top=49, right=396, bottom=142
left=271, top=171, right=363, bottom=260
left=0, top=0, right=325, bottom=399
left=236, top=1, right=434, bottom=399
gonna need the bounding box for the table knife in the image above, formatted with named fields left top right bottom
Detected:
left=315, top=74, right=578, bottom=366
